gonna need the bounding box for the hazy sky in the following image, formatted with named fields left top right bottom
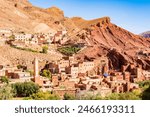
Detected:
left=29, top=0, right=150, bottom=34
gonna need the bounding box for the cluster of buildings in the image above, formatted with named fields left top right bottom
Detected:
left=0, top=29, right=12, bottom=37
left=32, top=56, right=150, bottom=99
left=0, top=28, right=150, bottom=99
left=0, top=28, right=68, bottom=45
left=0, top=65, right=31, bottom=86
left=0, top=54, right=150, bottom=99
left=13, top=30, right=68, bottom=45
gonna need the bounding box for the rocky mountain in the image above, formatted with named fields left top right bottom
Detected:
left=140, top=31, right=150, bottom=38
left=0, top=0, right=150, bottom=70
left=70, top=17, right=150, bottom=70
left=0, top=0, right=78, bottom=33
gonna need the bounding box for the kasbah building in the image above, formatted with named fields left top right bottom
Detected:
left=31, top=54, right=150, bottom=99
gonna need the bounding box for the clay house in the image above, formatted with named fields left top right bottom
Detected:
left=58, top=58, right=70, bottom=69
left=78, top=61, right=95, bottom=74
left=51, top=75, right=59, bottom=87
left=44, top=62, right=59, bottom=74
left=85, top=76, right=101, bottom=85
left=143, top=70, right=150, bottom=80
left=52, top=75, right=77, bottom=99
left=53, top=88, right=77, bottom=99
left=65, top=64, right=79, bottom=78
left=58, top=56, right=77, bottom=73
left=7, top=71, right=31, bottom=83
left=75, top=79, right=87, bottom=91
left=94, top=56, right=109, bottom=75
left=123, top=72, right=131, bottom=82
left=37, top=35, right=47, bottom=45
left=76, top=82, right=112, bottom=98
left=4, top=65, right=18, bottom=74
left=59, top=78, right=75, bottom=89
left=54, top=31, right=63, bottom=43
left=0, top=29, right=12, bottom=37
left=130, top=65, right=145, bottom=82
left=28, top=35, right=38, bottom=45
left=0, top=64, right=32, bottom=83
left=6, top=70, right=30, bottom=79
left=15, top=33, right=32, bottom=42
left=0, top=65, right=6, bottom=76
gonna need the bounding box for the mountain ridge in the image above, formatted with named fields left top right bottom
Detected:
left=0, top=0, right=150, bottom=70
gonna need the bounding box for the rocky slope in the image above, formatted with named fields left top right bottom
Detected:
left=0, top=0, right=78, bottom=33
left=71, top=17, right=150, bottom=70
left=0, top=45, right=62, bottom=69
left=140, top=31, right=150, bottom=38
left=0, top=0, right=149, bottom=70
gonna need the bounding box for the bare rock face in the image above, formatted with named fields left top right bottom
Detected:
left=140, top=31, right=150, bottom=38
left=45, top=6, right=64, bottom=20
left=71, top=17, right=150, bottom=70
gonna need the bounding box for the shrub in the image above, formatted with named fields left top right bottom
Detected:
left=12, top=82, right=39, bottom=97
left=42, top=46, right=48, bottom=54
left=29, top=91, right=60, bottom=100
left=0, top=85, right=14, bottom=100
left=41, top=70, right=52, bottom=80
left=104, top=92, right=141, bottom=100
left=0, top=76, right=9, bottom=84
left=142, top=86, right=150, bottom=100
left=63, top=93, right=76, bottom=100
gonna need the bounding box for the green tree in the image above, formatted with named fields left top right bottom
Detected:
left=12, top=82, right=39, bottom=97
left=63, top=93, right=76, bottom=100
left=0, top=85, right=14, bottom=100
left=104, top=93, right=120, bottom=100
left=58, top=46, right=81, bottom=56
left=137, top=80, right=150, bottom=89
left=42, top=46, right=48, bottom=54
left=28, top=91, right=60, bottom=100
left=41, top=70, right=52, bottom=80
left=104, top=92, right=141, bottom=100
left=0, top=76, right=9, bottom=84
left=118, top=92, right=141, bottom=100
left=142, top=86, right=150, bottom=100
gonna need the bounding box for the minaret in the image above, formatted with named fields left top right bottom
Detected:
left=33, top=57, right=43, bottom=87
left=34, top=57, right=39, bottom=78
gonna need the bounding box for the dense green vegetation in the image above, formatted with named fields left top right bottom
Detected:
left=63, top=93, right=76, bottom=100
left=58, top=46, right=81, bottom=56
left=142, top=86, right=150, bottom=100
left=76, top=90, right=141, bottom=100
left=41, top=46, right=48, bottom=54
left=10, top=45, right=49, bottom=54
left=11, top=45, right=39, bottom=53
left=137, top=80, right=150, bottom=89
left=0, top=85, right=14, bottom=100
left=12, top=82, right=39, bottom=97
left=24, top=91, right=60, bottom=100
left=137, top=80, right=150, bottom=100
left=0, top=76, right=9, bottom=84
left=0, top=79, right=150, bottom=100
left=40, top=70, right=52, bottom=80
